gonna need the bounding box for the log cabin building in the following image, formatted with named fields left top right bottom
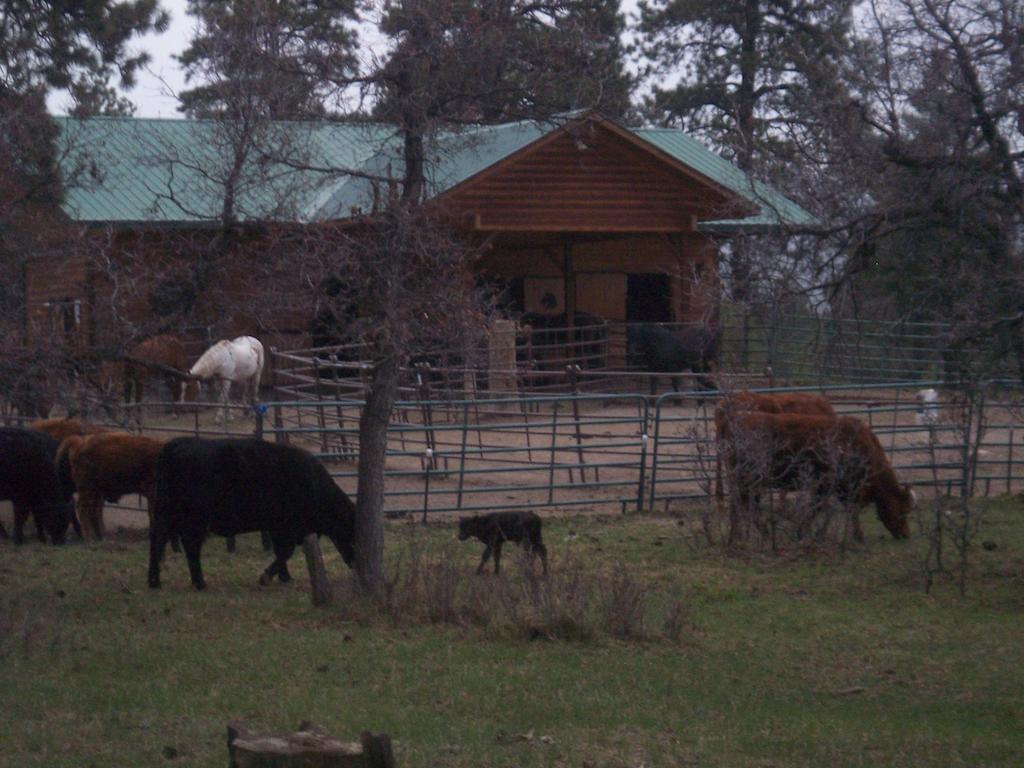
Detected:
left=27, top=111, right=812, bottom=362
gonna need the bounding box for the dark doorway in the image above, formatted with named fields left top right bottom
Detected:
left=626, top=274, right=672, bottom=323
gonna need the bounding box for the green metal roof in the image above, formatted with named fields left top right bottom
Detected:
left=57, top=116, right=394, bottom=224
left=633, top=129, right=817, bottom=232
left=57, top=114, right=814, bottom=230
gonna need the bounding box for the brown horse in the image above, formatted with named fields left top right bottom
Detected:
left=119, top=335, right=196, bottom=404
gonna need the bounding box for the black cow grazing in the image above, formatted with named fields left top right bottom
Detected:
left=458, top=511, right=548, bottom=575
left=626, top=323, right=719, bottom=394
left=147, top=437, right=356, bottom=591
left=0, top=428, right=73, bottom=545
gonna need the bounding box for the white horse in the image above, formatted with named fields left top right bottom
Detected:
left=189, top=336, right=265, bottom=421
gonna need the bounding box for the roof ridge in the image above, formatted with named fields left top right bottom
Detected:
left=636, top=127, right=697, bottom=133
left=53, top=114, right=394, bottom=130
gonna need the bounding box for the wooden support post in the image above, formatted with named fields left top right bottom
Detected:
left=302, top=533, right=332, bottom=607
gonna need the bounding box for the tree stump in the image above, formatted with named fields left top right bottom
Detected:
left=227, top=723, right=395, bottom=768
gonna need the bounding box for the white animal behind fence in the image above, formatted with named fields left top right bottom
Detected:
left=189, top=336, right=265, bottom=421
left=915, top=388, right=940, bottom=426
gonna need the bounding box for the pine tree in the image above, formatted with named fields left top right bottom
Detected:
left=0, top=0, right=168, bottom=96
left=177, top=0, right=360, bottom=119
left=1, top=0, right=167, bottom=222
left=373, top=0, right=632, bottom=126
left=636, top=0, right=853, bottom=170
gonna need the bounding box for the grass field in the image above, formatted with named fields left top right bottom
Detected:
left=1, top=499, right=1022, bottom=767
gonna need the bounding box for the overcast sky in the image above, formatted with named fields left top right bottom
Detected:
left=47, top=0, right=190, bottom=117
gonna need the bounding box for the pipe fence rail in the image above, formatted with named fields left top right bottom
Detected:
left=264, top=380, right=1023, bottom=518
left=6, top=380, right=1022, bottom=522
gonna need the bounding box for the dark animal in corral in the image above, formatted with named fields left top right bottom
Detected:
left=719, top=413, right=913, bottom=543
left=122, top=334, right=196, bottom=404
left=625, top=324, right=718, bottom=394
left=147, top=437, right=355, bottom=590
left=458, top=511, right=548, bottom=575
left=30, top=417, right=109, bottom=444
left=714, top=391, right=837, bottom=500
left=0, top=428, right=73, bottom=545
left=58, top=432, right=165, bottom=541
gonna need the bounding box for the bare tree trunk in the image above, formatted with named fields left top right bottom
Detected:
left=354, top=356, right=400, bottom=593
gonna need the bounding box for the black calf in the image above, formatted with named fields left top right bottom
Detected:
left=458, top=511, right=548, bottom=575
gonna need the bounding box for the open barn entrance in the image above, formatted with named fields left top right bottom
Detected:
left=626, top=274, right=672, bottom=323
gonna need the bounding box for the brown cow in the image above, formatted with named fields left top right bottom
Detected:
left=30, top=418, right=109, bottom=444
left=58, top=432, right=165, bottom=540
left=719, top=412, right=913, bottom=543
left=714, top=391, right=836, bottom=499
left=717, top=391, right=836, bottom=421
left=57, top=432, right=263, bottom=553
